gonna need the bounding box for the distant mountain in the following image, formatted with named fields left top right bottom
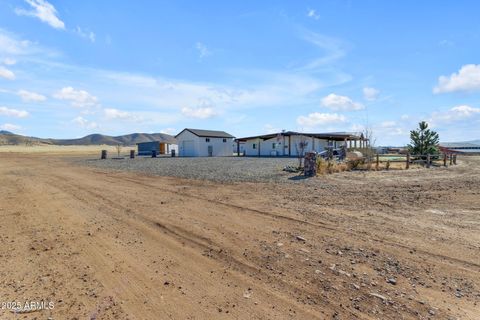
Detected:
left=468, top=139, right=480, bottom=145
left=0, top=130, right=14, bottom=135
left=0, top=132, right=176, bottom=146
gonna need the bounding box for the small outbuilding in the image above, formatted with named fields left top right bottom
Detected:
left=137, top=137, right=177, bottom=156
left=175, top=128, right=235, bottom=157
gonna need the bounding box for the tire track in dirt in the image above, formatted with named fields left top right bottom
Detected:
left=99, top=173, right=480, bottom=272
left=42, top=171, right=366, bottom=319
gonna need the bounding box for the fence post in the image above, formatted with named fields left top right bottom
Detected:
left=101, top=150, right=107, bottom=159
left=453, top=154, right=457, bottom=165
left=406, top=153, right=410, bottom=169
left=443, top=153, right=447, bottom=167
left=449, top=154, right=453, bottom=165
left=426, top=154, right=431, bottom=168
left=130, top=150, right=135, bottom=159
left=376, top=154, right=379, bottom=170
left=386, top=160, right=390, bottom=170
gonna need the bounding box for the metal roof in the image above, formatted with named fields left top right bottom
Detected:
left=175, top=128, right=235, bottom=138
left=235, top=131, right=364, bottom=142
left=439, top=142, right=480, bottom=149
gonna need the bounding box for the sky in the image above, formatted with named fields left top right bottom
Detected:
left=0, top=0, right=480, bottom=145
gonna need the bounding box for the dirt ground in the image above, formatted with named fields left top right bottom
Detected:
left=0, top=153, right=479, bottom=320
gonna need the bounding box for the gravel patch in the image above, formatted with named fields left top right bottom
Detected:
left=82, top=156, right=303, bottom=183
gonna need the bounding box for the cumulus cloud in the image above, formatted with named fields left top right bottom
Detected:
left=264, top=124, right=281, bottom=134
left=430, top=105, right=480, bottom=123
left=160, top=128, right=177, bottom=135
left=380, top=120, right=396, bottom=128
left=3, top=58, right=16, bottom=65
left=75, top=26, right=95, bottom=43
left=321, top=93, right=364, bottom=111
left=363, top=87, right=380, bottom=101
left=297, top=112, right=346, bottom=127
left=15, top=0, right=65, bottom=30
left=434, top=64, right=480, bottom=93
left=0, top=123, right=22, bottom=131
left=103, top=108, right=143, bottom=122
left=195, top=42, right=211, bottom=59
left=72, top=116, right=98, bottom=129
left=0, top=66, right=15, bottom=80
left=181, top=106, right=217, bottom=119
left=53, top=87, right=98, bottom=108
left=17, top=89, right=46, bottom=102
left=0, top=106, right=29, bottom=118
left=307, top=9, right=320, bottom=20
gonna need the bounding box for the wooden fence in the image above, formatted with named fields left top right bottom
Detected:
left=369, top=153, right=457, bottom=170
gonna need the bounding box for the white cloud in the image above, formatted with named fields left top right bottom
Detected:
left=0, top=106, right=29, bottom=118
left=363, top=87, right=379, bottom=101
left=181, top=106, right=217, bottom=119
left=17, top=89, right=46, bottom=102
left=75, top=26, right=95, bottom=43
left=0, top=66, right=15, bottom=80
left=297, top=112, right=346, bottom=127
left=195, top=42, right=211, bottom=59
left=430, top=105, right=480, bottom=123
left=160, top=128, right=177, bottom=135
left=299, top=30, right=346, bottom=70
left=3, top=58, right=16, bottom=65
left=104, top=108, right=130, bottom=119
left=264, top=124, right=280, bottom=134
left=15, top=0, right=65, bottom=30
left=72, top=116, right=98, bottom=129
left=307, top=9, right=320, bottom=20
left=380, top=120, right=396, bottom=128
left=53, top=87, right=98, bottom=108
left=321, top=93, right=364, bottom=111
left=0, top=123, right=21, bottom=131
left=103, top=108, right=143, bottom=122
left=434, top=64, right=480, bottom=93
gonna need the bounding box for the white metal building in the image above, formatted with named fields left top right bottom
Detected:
left=175, top=128, right=235, bottom=157
left=235, top=131, right=366, bottom=157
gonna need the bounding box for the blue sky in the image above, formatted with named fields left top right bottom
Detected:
left=0, top=0, right=480, bottom=145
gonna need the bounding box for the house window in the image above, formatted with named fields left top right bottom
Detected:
left=206, top=138, right=210, bottom=142
left=223, top=138, right=227, bottom=142
left=272, top=143, right=277, bottom=149
left=253, top=143, right=256, bottom=149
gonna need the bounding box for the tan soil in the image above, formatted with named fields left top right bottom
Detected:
left=0, top=153, right=479, bottom=319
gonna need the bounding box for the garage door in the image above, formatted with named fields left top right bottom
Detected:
left=182, top=140, right=194, bottom=157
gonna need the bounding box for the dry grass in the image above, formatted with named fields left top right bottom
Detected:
left=0, top=144, right=135, bottom=155
left=317, top=157, right=428, bottom=175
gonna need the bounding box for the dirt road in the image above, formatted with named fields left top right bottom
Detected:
left=0, top=154, right=479, bottom=319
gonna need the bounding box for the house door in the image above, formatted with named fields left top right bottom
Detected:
left=159, top=143, right=166, bottom=154
left=182, top=140, right=194, bottom=156
left=208, top=145, right=213, bottom=157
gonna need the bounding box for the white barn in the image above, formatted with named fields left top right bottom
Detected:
left=235, top=131, right=366, bottom=157
left=175, top=128, right=235, bottom=157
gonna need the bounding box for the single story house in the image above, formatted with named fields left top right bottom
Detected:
left=175, top=128, right=235, bottom=157
left=137, top=135, right=177, bottom=156
left=235, top=131, right=366, bottom=157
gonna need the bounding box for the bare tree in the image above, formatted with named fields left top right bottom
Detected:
left=295, top=135, right=309, bottom=168
left=115, top=144, right=122, bottom=157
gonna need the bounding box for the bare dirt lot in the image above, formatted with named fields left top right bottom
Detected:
left=0, top=153, right=479, bottom=319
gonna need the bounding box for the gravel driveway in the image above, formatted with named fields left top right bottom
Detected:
left=83, top=156, right=301, bottom=183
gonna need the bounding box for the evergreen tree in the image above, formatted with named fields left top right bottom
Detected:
left=407, top=121, right=439, bottom=155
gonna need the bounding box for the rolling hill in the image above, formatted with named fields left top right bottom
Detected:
left=0, top=132, right=176, bottom=146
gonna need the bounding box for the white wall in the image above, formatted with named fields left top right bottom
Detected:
left=177, top=130, right=232, bottom=157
